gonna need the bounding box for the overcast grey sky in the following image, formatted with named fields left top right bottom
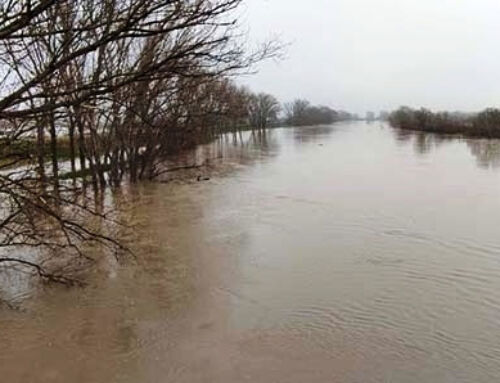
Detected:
left=242, top=0, right=500, bottom=114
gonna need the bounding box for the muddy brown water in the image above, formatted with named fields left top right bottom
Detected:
left=2, top=122, right=500, bottom=382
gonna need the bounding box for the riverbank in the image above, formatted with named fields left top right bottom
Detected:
left=389, top=107, right=500, bottom=138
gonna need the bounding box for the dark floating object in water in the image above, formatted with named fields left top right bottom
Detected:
left=197, top=175, right=210, bottom=182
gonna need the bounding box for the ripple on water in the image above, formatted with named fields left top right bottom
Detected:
left=3, top=124, right=500, bottom=382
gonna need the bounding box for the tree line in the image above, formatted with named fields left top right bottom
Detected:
left=0, top=0, right=282, bottom=281
left=0, top=0, right=355, bottom=282
left=389, top=107, right=500, bottom=138
left=283, top=99, right=357, bottom=126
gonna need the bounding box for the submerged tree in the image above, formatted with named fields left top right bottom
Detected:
left=248, top=93, right=280, bottom=130
left=0, top=0, right=279, bottom=281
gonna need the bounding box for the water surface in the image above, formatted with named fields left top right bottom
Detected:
left=2, top=122, right=500, bottom=382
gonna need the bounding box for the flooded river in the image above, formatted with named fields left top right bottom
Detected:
left=2, top=122, right=500, bottom=382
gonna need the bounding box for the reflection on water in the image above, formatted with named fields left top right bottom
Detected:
left=2, top=122, right=500, bottom=382
left=391, top=127, right=456, bottom=156
left=290, top=124, right=339, bottom=144
left=391, top=127, right=500, bottom=169
left=467, top=139, right=500, bottom=169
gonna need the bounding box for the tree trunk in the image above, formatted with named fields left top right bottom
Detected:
left=36, top=123, right=46, bottom=184
left=68, top=115, right=76, bottom=182
left=49, top=111, right=59, bottom=193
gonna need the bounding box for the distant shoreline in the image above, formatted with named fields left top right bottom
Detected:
left=389, top=107, right=500, bottom=139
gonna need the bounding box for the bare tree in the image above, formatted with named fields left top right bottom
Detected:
left=248, top=93, right=281, bottom=130
left=0, top=0, right=280, bottom=282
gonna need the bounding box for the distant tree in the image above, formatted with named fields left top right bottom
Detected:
left=284, top=99, right=310, bottom=126
left=388, top=107, right=417, bottom=129
left=388, top=106, right=500, bottom=138
left=473, top=109, right=500, bottom=137
left=248, top=93, right=281, bottom=130
left=284, top=99, right=342, bottom=126
left=337, top=111, right=357, bottom=121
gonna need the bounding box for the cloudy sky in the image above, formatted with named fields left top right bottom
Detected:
left=242, top=0, right=500, bottom=114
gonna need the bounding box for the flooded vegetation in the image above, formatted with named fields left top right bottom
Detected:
left=2, top=1, right=500, bottom=382
left=2, top=122, right=500, bottom=382
left=389, top=107, right=500, bottom=138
